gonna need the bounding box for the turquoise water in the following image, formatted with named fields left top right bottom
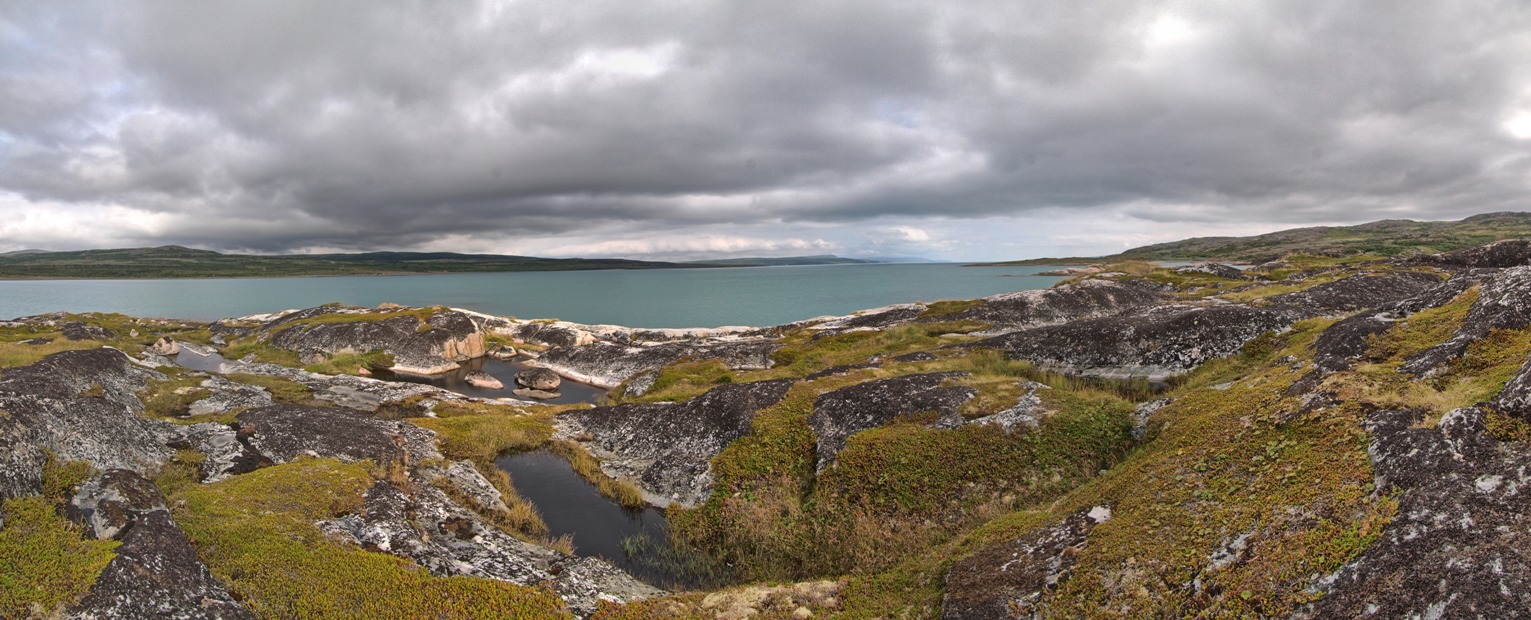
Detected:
left=0, top=264, right=1056, bottom=328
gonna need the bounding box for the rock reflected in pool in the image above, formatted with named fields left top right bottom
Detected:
left=378, top=357, right=606, bottom=405
left=497, top=450, right=731, bottom=591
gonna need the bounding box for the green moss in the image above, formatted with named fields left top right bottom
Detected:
left=632, top=359, right=737, bottom=403
left=0, top=497, right=120, bottom=618
left=919, top=299, right=983, bottom=319
left=546, top=440, right=647, bottom=509
left=219, top=339, right=302, bottom=367
left=1485, top=408, right=1531, bottom=443
left=138, top=375, right=213, bottom=420
left=40, top=456, right=96, bottom=504
left=151, top=449, right=207, bottom=498
left=1366, top=286, right=1480, bottom=362
left=409, top=410, right=553, bottom=463
left=172, top=458, right=569, bottom=619
left=304, top=350, right=396, bottom=376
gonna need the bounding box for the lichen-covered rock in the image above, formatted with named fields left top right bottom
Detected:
left=1311, top=271, right=1492, bottom=373
left=973, top=304, right=1291, bottom=380
left=941, top=506, right=1112, bottom=620
left=66, top=470, right=251, bottom=620
left=954, top=279, right=1166, bottom=329
left=513, top=322, right=594, bottom=348
left=1175, top=263, right=1248, bottom=279
left=261, top=306, right=486, bottom=375
left=464, top=370, right=503, bottom=390
left=557, top=379, right=794, bottom=506
left=514, top=367, right=561, bottom=391
left=809, top=372, right=976, bottom=468
left=1265, top=272, right=1443, bottom=316
left=61, top=321, right=114, bottom=341
left=0, top=349, right=180, bottom=480
left=1424, top=238, right=1531, bottom=269
left=956, top=381, right=1050, bottom=432
left=233, top=404, right=440, bottom=469
left=1402, top=266, right=1531, bottom=376
left=320, top=480, right=659, bottom=617
left=1297, top=407, right=1531, bottom=618
left=1495, top=354, right=1531, bottom=420
left=535, top=339, right=781, bottom=388
left=186, top=375, right=273, bottom=416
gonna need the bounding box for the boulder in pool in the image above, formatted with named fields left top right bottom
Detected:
left=513, top=388, right=560, bottom=400
left=490, top=345, right=518, bottom=360
left=515, top=367, right=561, bottom=391
left=464, top=370, right=503, bottom=390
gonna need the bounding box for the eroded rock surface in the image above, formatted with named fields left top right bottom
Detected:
left=1298, top=407, right=1531, bottom=618
left=809, top=372, right=976, bottom=468
left=1175, top=263, right=1248, bottom=279
left=1424, top=238, right=1531, bottom=269
left=66, top=470, right=251, bottom=620
left=973, top=304, right=1291, bottom=380
left=251, top=305, right=487, bottom=375
left=233, top=404, right=439, bottom=468
left=1403, top=266, right=1531, bottom=376
left=942, top=506, right=1112, bottom=620
left=557, top=379, right=794, bottom=506
left=1495, top=354, right=1531, bottom=420
left=1266, top=272, right=1443, bottom=316
left=535, top=339, right=780, bottom=389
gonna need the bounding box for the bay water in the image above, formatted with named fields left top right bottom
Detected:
left=0, top=263, right=1056, bottom=328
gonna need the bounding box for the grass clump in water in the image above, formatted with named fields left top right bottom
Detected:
left=547, top=440, right=647, bottom=509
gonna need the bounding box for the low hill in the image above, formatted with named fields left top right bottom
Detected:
left=684, top=255, right=877, bottom=267
left=0, top=246, right=702, bottom=279
left=985, top=211, right=1531, bottom=265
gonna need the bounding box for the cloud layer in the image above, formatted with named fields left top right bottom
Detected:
left=2, top=1, right=1529, bottom=260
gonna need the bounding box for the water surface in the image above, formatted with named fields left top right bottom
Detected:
left=0, top=264, right=1057, bottom=328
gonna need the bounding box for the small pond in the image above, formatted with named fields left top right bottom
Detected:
left=497, top=450, right=730, bottom=590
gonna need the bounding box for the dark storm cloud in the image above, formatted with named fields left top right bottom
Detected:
left=0, top=0, right=1528, bottom=254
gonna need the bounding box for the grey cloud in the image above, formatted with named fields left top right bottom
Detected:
left=1, top=0, right=1529, bottom=255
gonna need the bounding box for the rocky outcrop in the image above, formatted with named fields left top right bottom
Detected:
left=557, top=379, right=795, bottom=506
left=973, top=304, right=1291, bottom=380
left=319, top=479, right=659, bottom=617
left=809, top=372, right=976, bottom=468
left=953, top=279, right=1166, bottom=330
left=0, top=349, right=180, bottom=492
left=535, top=339, right=781, bottom=390
left=1495, top=355, right=1531, bottom=420
left=1265, top=272, right=1443, bottom=316
left=1175, top=263, right=1248, bottom=279
left=232, top=404, right=439, bottom=469
left=257, top=306, right=487, bottom=375
left=1402, top=266, right=1531, bottom=376
left=942, top=506, right=1113, bottom=620
left=464, top=370, right=503, bottom=390
left=1297, top=407, right=1531, bottom=618
left=61, top=321, right=114, bottom=341
left=66, top=470, right=252, bottom=620
left=512, top=322, right=595, bottom=348
left=515, top=367, right=561, bottom=391
left=1310, top=271, right=1490, bottom=373
left=1424, top=238, right=1531, bottom=269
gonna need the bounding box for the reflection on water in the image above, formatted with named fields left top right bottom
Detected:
left=376, top=357, right=606, bottom=404
left=498, top=451, right=731, bottom=591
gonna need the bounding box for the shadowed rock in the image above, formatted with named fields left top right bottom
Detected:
left=1266, top=272, right=1443, bottom=316
left=1296, top=407, right=1531, bottom=618
left=1423, top=239, right=1531, bottom=269
left=809, top=372, right=976, bottom=469
left=972, top=304, right=1291, bottom=380
left=67, top=470, right=252, bottom=620
left=1495, top=354, right=1531, bottom=420
left=233, top=404, right=439, bottom=469
left=942, top=506, right=1112, bottom=620
left=1403, top=266, right=1531, bottom=376
left=557, top=379, right=794, bottom=506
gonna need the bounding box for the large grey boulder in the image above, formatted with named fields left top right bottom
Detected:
left=1265, top=272, right=1443, bottom=316
left=557, top=379, right=795, bottom=506
left=1402, top=266, right=1531, bottom=376
left=809, top=372, right=976, bottom=469
left=942, top=506, right=1113, bottom=620
left=259, top=306, right=487, bottom=375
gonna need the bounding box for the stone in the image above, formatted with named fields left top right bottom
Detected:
left=512, top=388, right=560, bottom=400
left=1174, top=263, right=1248, bottom=279
left=464, top=370, right=503, bottom=390
left=942, top=506, right=1112, bottom=620
left=1265, top=272, right=1444, bottom=316
left=535, top=339, right=781, bottom=389
left=490, top=345, right=518, bottom=360
left=515, top=367, right=562, bottom=391
left=557, top=379, right=794, bottom=506
left=809, top=372, right=976, bottom=468
left=149, top=336, right=180, bottom=356
left=255, top=305, right=487, bottom=376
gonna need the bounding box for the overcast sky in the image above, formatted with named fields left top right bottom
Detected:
left=1, top=1, right=1529, bottom=261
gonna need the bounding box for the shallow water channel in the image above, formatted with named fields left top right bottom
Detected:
left=497, top=451, right=728, bottom=590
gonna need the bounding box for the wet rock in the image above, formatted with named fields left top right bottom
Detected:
left=1402, top=266, right=1531, bottom=376
left=490, top=345, right=518, bottom=360
left=320, top=480, right=659, bottom=617
left=535, top=339, right=781, bottom=389
left=1297, top=407, right=1531, bottom=618
left=809, top=372, right=976, bottom=468
left=234, top=404, right=439, bottom=469
left=66, top=470, right=252, bottom=620
left=942, top=506, right=1112, bottom=620
left=557, top=379, right=794, bottom=506
left=512, top=387, right=560, bottom=400
left=1265, top=272, right=1443, bottom=316
left=1174, top=263, right=1248, bottom=279
left=972, top=304, right=1291, bottom=380
left=464, top=370, right=503, bottom=390
left=515, top=367, right=561, bottom=391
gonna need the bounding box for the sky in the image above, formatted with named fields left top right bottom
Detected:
left=1, top=1, right=1529, bottom=262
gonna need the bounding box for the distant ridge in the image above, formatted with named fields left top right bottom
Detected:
left=685, top=255, right=878, bottom=267
left=980, top=211, right=1531, bottom=265
left=0, top=247, right=707, bottom=279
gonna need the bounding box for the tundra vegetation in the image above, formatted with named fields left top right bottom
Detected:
left=0, top=231, right=1528, bottom=618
